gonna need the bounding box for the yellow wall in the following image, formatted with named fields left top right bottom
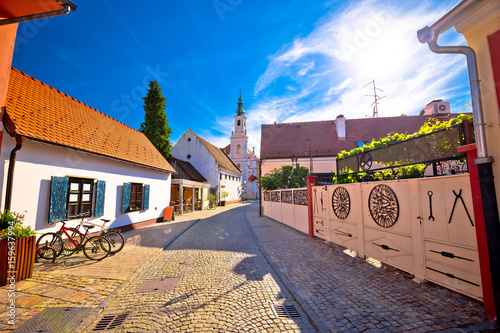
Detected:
left=0, top=23, right=17, bottom=110
left=454, top=0, right=500, bottom=216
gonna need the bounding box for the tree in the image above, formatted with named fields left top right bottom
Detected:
left=140, top=80, right=172, bottom=159
left=257, top=164, right=309, bottom=191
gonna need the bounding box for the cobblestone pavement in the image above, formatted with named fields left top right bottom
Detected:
left=0, top=210, right=208, bottom=332
left=82, top=203, right=316, bottom=332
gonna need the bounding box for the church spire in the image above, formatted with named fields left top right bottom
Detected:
left=236, top=90, right=245, bottom=116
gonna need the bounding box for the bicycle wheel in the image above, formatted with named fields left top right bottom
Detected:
left=36, top=233, right=63, bottom=259
left=83, top=236, right=111, bottom=260
left=61, top=228, right=82, bottom=256
left=102, top=230, right=125, bottom=254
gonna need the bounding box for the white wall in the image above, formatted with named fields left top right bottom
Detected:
left=219, top=169, right=242, bottom=202
left=171, top=129, right=218, bottom=188
left=1, top=135, right=171, bottom=234
left=172, top=129, right=242, bottom=202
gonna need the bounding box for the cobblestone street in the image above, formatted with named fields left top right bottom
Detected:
left=81, top=201, right=495, bottom=332
left=85, top=204, right=315, bottom=332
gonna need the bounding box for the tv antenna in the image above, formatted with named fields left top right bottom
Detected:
left=364, top=79, right=386, bottom=118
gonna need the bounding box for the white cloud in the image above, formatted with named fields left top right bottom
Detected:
left=252, top=0, right=469, bottom=126
left=200, top=0, right=469, bottom=156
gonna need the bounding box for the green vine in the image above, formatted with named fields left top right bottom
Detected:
left=337, top=113, right=473, bottom=160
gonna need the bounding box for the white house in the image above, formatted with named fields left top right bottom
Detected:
left=0, top=68, right=175, bottom=234
left=171, top=129, right=242, bottom=203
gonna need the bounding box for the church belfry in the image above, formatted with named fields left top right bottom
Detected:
left=234, top=91, right=247, bottom=135
left=230, top=91, right=248, bottom=160
left=226, top=90, right=260, bottom=199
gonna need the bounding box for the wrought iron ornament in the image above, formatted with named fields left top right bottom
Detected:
left=368, top=184, right=399, bottom=228
left=360, top=152, right=373, bottom=171
left=332, top=187, right=351, bottom=219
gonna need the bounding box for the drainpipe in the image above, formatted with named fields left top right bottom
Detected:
left=418, top=0, right=500, bottom=322
left=4, top=136, right=25, bottom=211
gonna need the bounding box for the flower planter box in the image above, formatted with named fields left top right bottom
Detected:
left=219, top=201, right=226, bottom=206
left=0, top=236, right=36, bottom=286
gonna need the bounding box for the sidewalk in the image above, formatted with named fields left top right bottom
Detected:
left=0, top=205, right=237, bottom=332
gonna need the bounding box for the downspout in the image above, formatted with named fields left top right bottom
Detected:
left=418, top=0, right=500, bottom=322
left=4, top=135, right=25, bottom=211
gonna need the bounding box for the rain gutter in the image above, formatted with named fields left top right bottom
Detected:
left=417, top=0, right=500, bottom=323
left=0, top=1, right=76, bottom=27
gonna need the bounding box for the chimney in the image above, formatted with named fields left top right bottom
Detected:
left=335, top=114, right=346, bottom=140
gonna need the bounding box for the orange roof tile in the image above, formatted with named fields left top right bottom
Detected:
left=5, top=68, right=174, bottom=173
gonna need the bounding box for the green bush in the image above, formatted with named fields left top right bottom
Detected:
left=0, top=210, right=35, bottom=240
left=257, top=164, right=309, bottom=191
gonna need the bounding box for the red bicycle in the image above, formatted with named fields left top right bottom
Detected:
left=36, top=220, right=111, bottom=260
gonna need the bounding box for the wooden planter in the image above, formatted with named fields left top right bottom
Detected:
left=0, top=236, right=36, bottom=286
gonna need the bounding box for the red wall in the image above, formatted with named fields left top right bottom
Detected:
left=488, top=29, right=500, bottom=114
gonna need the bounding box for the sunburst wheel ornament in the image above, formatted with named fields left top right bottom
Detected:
left=360, top=152, right=373, bottom=171
left=332, top=187, right=350, bottom=219
left=368, top=185, right=399, bottom=228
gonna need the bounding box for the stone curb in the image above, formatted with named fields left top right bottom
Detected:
left=244, top=207, right=330, bottom=333
left=76, top=218, right=201, bottom=332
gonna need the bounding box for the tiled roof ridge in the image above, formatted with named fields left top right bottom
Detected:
left=262, top=119, right=335, bottom=127
left=10, top=67, right=144, bottom=134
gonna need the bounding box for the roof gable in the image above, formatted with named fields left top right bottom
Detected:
left=5, top=68, right=174, bottom=173
left=193, top=133, right=241, bottom=175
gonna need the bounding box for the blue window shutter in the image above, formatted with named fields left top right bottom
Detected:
left=95, top=180, right=106, bottom=217
left=143, top=184, right=150, bottom=210
left=49, top=176, right=69, bottom=224
left=122, top=183, right=131, bottom=213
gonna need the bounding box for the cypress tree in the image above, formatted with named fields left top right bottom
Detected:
left=140, top=80, right=172, bottom=160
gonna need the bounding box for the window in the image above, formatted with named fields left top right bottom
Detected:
left=188, top=138, right=191, bottom=142
left=122, top=183, right=150, bottom=213
left=237, top=144, right=241, bottom=154
left=67, top=177, right=93, bottom=218
left=130, top=183, right=143, bottom=211
left=49, top=176, right=106, bottom=223
left=187, top=154, right=191, bottom=160
left=237, top=119, right=241, bottom=126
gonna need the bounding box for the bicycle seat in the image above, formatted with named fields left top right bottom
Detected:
left=83, top=224, right=95, bottom=229
left=100, top=219, right=111, bottom=223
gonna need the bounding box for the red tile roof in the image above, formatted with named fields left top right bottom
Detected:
left=261, top=114, right=462, bottom=159
left=5, top=68, right=175, bottom=173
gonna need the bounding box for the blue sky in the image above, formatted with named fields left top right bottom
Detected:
left=12, top=0, right=470, bottom=155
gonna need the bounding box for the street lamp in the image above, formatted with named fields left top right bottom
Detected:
left=246, top=157, right=252, bottom=172
left=291, top=154, right=298, bottom=168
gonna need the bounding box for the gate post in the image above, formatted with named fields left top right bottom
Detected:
left=306, top=176, right=317, bottom=238
left=458, top=144, right=495, bottom=320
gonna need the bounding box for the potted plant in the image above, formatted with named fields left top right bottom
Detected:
left=0, top=210, right=36, bottom=286
left=220, top=191, right=229, bottom=206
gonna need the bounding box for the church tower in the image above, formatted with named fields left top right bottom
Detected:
left=227, top=91, right=259, bottom=198
left=230, top=91, right=248, bottom=162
